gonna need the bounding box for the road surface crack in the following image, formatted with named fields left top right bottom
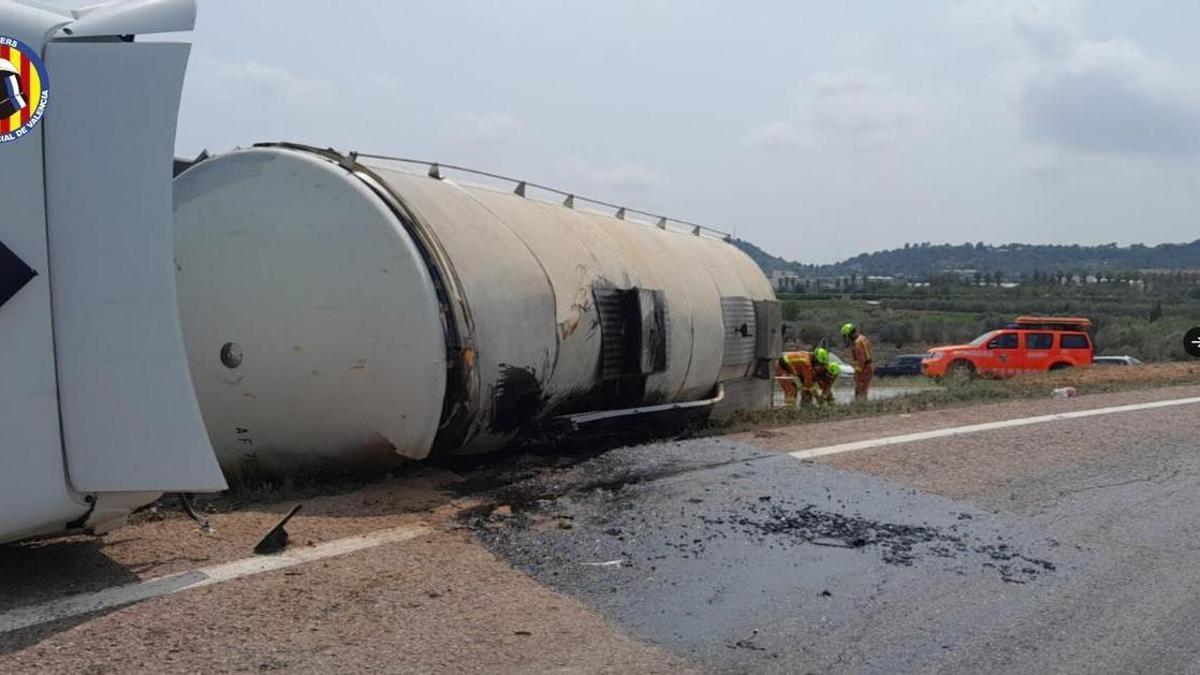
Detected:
left=1052, top=468, right=1180, bottom=502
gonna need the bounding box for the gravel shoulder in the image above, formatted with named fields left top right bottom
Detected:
left=736, top=383, right=1200, bottom=507
left=0, top=472, right=460, bottom=613
left=1, top=529, right=694, bottom=674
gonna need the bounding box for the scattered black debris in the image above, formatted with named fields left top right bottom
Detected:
left=729, top=630, right=767, bottom=651
left=723, top=503, right=965, bottom=566
left=253, top=503, right=302, bottom=555
left=727, top=503, right=1055, bottom=583
left=455, top=441, right=1059, bottom=587
left=469, top=485, right=1057, bottom=584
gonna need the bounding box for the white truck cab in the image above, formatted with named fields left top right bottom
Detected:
left=0, top=0, right=225, bottom=544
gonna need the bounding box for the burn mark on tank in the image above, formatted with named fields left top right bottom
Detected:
left=492, top=365, right=546, bottom=433
left=560, top=314, right=582, bottom=340
left=559, top=268, right=597, bottom=341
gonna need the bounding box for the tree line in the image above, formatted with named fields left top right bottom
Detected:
left=734, top=239, right=1200, bottom=280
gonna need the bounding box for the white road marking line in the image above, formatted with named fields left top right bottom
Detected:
left=789, top=396, right=1200, bottom=461
left=0, top=523, right=431, bottom=635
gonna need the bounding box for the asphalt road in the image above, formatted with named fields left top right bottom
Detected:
left=3, top=384, right=1200, bottom=673
left=473, top=386, right=1200, bottom=673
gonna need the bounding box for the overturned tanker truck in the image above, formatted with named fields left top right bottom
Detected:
left=174, top=145, right=783, bottom=479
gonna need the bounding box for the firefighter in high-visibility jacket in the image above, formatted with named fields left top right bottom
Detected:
left=817, top=360, right=842, bottom=405
left=841, top=323, right=874, bottom=401
left=777, top=348, right=837, bottom=407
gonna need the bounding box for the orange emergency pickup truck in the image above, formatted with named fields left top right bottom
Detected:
left=922, top=316, right=1094, bottom=378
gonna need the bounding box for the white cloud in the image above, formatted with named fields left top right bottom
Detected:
left=591, top=162, right=659, bottom=192
left=1005, top=12, right=1200, bottom=157
left=831, top=30, right=878, bottom=60
left=441, top=112, right=521, bottom=146
left=942, top=0, right=1082, bottom=52
left=752, top=69, right=933, bottom=151
left=944, top=0, right=1200, bottom=157
left=193, top=57, right=334, bottom=105
left=558, top=158, right=660, bottom=197
left=175, top=57, right=343, bottom=152
left=750, top=121, right=809, bottom=150
left=1008, top=1, right=1081, bottom=57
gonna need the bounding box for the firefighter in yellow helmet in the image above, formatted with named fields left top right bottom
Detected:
left=811, top=353, right=840, bottom=403
left=776, top=350, right=819, bottom=407
left=778, top=348, right=838, bottom=407
left=841, top=323, right=873, bottom=401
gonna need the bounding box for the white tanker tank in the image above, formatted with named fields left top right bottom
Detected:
left=174, top=144, right=782, bottom=478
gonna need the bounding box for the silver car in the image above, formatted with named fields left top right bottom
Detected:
left=1093, top=355, right=1144, bottom=366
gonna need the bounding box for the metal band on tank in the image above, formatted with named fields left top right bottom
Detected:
left=349, top=167, right=483, bottom=454
left=249, top=142, right=483, bottom=456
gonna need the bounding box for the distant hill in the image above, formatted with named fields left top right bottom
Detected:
left=733, top=239, right=1200, bottom=279
left=731, top=239, right=807, bottom=276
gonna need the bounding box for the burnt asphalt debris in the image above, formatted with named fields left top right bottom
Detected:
left=458, top=435, right=1058, bottom=585
left=717, top=502, right=1057, bottom=583
left=471, top=492, right=1057, bottom=585
left=463, top=437, right=1085, bottom=672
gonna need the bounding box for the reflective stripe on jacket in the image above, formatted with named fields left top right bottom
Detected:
left=779, top=351, right=817, bottom=390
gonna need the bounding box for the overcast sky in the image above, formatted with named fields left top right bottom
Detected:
left=121, top=1, right=1200, bottom=261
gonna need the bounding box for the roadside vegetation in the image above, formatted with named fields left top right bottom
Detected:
left=780, top=281, right=1199, bottom=363
left=709, top=363, right=1199, bottom=435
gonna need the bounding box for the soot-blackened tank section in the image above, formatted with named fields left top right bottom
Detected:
left=492, top=364, right=545, bottom=433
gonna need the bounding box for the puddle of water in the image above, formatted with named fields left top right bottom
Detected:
left=772, top=382, right=937, bottom=407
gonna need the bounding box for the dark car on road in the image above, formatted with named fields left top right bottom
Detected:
left=874, top=354, right=926, bottom=377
